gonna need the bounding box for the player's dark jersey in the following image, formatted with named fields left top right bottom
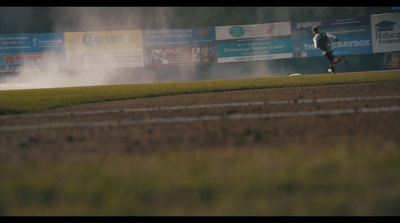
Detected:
left=313, top=31, right=336, bottom=55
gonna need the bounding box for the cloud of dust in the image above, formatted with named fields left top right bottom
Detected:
left=0, top=7, right=162, bottom=90
left=0, top=7, right=300, bottom=91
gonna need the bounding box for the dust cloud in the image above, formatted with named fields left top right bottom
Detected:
left=0, top=7, right=170, bottom=90
left=0, top=7, right=321, bottom=90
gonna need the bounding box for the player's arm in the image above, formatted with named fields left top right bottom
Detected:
left=313, top=36, right=318, bottom=48
left=326, top=32, right=339, bottom=42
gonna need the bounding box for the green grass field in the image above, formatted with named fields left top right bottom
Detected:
left=1, top=71, right=399, bottom=114
left=1, top=145, right=399, bottom=216
left=1, top=71, right=399, bottom=216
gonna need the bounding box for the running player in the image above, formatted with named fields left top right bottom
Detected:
left=312, top=26, right=348, bottom=74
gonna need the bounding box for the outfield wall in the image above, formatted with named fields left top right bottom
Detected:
left=0, top=12, right=399, bottom=75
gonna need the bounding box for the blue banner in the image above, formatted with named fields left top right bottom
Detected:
left=292, top=16, right=371, bottom=38
left=143, top=27, right=216, bottom=48
left=292, top=16, right=372, bottom=58
left=293, top=34, right=372, bottom=58
left=217, top=38, right=292, bottom=59
left=0, top=33, right=65, bottom=72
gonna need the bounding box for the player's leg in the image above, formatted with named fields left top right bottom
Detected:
left=339, top=56, right=348, bottom=65
left=325, top=51, right=335, bottom=65
left=328, top=65, right=336, bottom=74
left=325, top=52, right=336, bottom=74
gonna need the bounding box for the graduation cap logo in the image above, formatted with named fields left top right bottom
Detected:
left=374, top=20, right=396, bottom=36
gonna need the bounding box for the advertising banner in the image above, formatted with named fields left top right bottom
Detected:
left=0, top=33, right=65, bottom=72
left=292, top=16, right=372, bottom=58
left=215, top=22, right=292, bottom=63
left=64, top=30, right=143, bottom=69
left=216, top=22, right=291, bottom=40
left=143, top=27, right=217, bottom=66
left=371, top=13, right=400, bottom=53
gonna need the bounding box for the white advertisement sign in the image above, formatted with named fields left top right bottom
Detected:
left=371, top=13, right=400, bottom=53
left=64, top=30, right=144, bottom=69
left=216, top=22, right=291, bottom=40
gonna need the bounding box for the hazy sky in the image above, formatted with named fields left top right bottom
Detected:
left=0, top=7, right=392, bottom=34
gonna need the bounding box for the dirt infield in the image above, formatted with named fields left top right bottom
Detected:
left=1, top=80, right=399, bottom=159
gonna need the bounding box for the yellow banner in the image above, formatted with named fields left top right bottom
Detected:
left=65, top=30, right=143, bottom=51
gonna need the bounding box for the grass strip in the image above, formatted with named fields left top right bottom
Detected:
left=1, top=71, right=399, bottom=114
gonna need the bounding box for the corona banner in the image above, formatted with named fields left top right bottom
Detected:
left=0, top=33, right=65, bottom=72
left=215, top=22, right=292, bottom=63
left=64, top=30, right=143, bottom=69
left=143, top=27, right=217, bottom=66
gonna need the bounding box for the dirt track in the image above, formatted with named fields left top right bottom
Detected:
left=1, top=80, right=399, bottom=159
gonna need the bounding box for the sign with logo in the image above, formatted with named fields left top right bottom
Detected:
left=371, top=13, right=400, bottom=53
left=382, top=51, right=400, bottom=69
left=292, top=16, right=372, bottom=58
left=143, top=27, right=217, bottom=66
left=216, top=22, right=291, bottom=40
left=215, top=22, right=292, bottom=63
left=64, top=30, right=143, bottom=69
left=0, top=33, right=65, bottom=72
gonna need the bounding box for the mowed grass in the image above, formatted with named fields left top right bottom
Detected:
left=1, top=71, right=399, bottom=114
left=1, top=145, right=399, bottom=216
left=1, top=71, right=400, bottom=216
